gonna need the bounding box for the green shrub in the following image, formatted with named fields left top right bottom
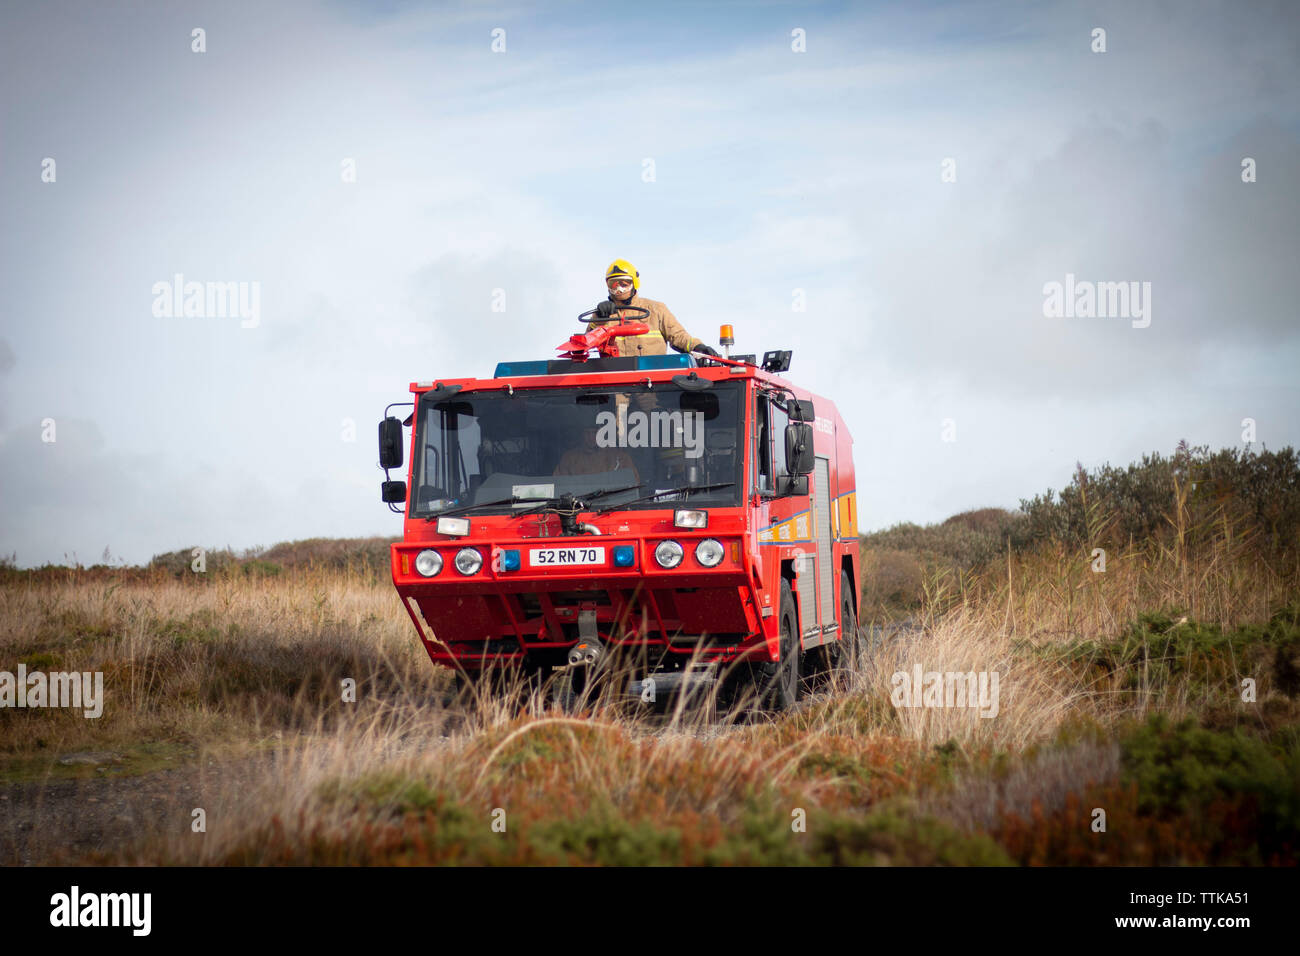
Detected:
left=1051, top=605, right=1300, bottom=697
left=862, top=508, right=1029, bottom=572
left=1020, top=443, right=1300, bottom=555
left=859, top=508, right=1029, bottom=617
left=1119, top=714, right=1300, bottom=863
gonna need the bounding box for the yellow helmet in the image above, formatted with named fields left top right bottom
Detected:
left=605, top=259, right=639, bottom=294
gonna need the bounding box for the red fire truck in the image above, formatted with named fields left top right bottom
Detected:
left=378, top=312, right=860, bottom=710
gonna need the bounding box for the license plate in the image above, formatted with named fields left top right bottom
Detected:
left=529, top=546, right=605, bottom=567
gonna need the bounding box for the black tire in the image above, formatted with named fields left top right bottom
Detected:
left=756, top=579, right=800, bottom=711
left=568, top=664, right=590, bottom=702
left=832, top=570, right=866, bottom=687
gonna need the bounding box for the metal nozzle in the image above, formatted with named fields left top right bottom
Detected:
left=568, top=639, right=604, bottom=667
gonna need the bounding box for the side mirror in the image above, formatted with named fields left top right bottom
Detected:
left=785, top=422, right=814, bottom=476
left=381, top=480, right=407, bottom=504
left=787, top=398, right=815, bottom=422
left=379, top=417, right=404, bottom=470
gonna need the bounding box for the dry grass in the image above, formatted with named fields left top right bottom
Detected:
left=971, top=532, right=1298, bottom=642
left=863, top=608, right=1094, bottom=750
left=117, top=689, right=992, bottom=866
left=0, top=567, right=440, bottom=767
left=3, top=454, right=1297, bottom=863
left=915, top=739, right=1122, bottom=834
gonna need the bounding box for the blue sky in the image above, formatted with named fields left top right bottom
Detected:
left=1, top=0, right=1297, bottom=565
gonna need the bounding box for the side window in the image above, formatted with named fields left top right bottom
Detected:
left=771, top=399, right=790, bottom=480
left=755, top=395, right=772, bottom=493
left=755, top=393, right=790, bottom=494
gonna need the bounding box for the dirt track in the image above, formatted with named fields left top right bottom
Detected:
left=2, top=756, right=265, bottom=865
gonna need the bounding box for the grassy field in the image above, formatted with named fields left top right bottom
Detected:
left=2, top=443, right=1298, bottom=865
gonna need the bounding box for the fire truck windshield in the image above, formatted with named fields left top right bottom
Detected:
left=410, top=381, right=744, bottom=516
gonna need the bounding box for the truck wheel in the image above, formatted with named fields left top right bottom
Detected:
left=757, top=579, right=800, bottom=712
left=569, top=664, right=590, bottom=701
left=833, top=570, right=866, bottom=688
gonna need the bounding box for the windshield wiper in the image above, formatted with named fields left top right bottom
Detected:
left=508, top=483, right=644, bottom=519
left=424, top=495, right=528, bottom=520
left=425, top=480, right=728, bottom=521
left=594, top=482, right=735, bottom=514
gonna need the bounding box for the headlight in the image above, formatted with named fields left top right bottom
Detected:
left=435, top=516, right=470, bottom=537
left=674, top=509, right=708, bottom=529
left=694, top=538, right=724, bottom=567
left=414, top=549, right=443, bottom=577
left=454, top=547, right=483, bottom=575
left=654, top=540, right=684, bottom=569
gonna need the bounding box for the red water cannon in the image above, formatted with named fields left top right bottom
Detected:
left=556, top=306, right=652, bottom=361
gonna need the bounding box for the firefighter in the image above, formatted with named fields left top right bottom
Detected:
left=554, top=418, right=641, bottom=483
left=591, top=259, right=720, bottom=360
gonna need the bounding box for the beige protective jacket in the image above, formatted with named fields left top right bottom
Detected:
left=553, top=446, right=640, bottom=482
left=587, top=295, right=702, bottom=357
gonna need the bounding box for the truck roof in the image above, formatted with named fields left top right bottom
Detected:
left=408, top=354, right=850, bottom=440
left=413, top=354, right=794, bottom=395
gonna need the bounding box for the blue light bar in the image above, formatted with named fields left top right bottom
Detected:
left=637, top=354, right=693, bottom=370
left=493, top=361, right=551, bottom=377
left=494, top=354, right=694, bottom=378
